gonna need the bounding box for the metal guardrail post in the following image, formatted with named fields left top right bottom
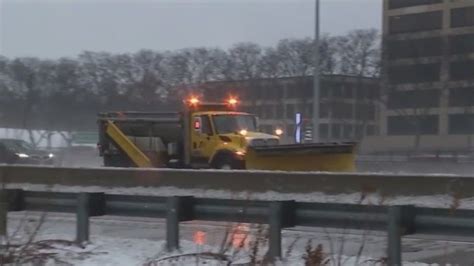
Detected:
left=76, top=192, right=105, bottom=245
left=268, top=201, right=295, bottom=261
left=387, top=205, right=415, bottom=266
left=0, top=190, right=7, bottom=239
left=166, top=196, right=194, bottom=251
left=76, top=193, right=90, bottom=244
left=6, top=189, right=24, bottom=211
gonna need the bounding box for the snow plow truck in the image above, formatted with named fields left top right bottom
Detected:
left=97, top=97, right=356, bottom=172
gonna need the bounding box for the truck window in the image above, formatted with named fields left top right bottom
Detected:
left=213, top=114, right=257, bottom=134
left=200, top=115, right=213, bottom=135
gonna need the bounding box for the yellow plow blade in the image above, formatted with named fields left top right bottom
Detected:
left=245, top=143, right=356, bottom=172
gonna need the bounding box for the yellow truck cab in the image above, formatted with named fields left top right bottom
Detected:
left=97, top=97, right=356, bottom=171
left=190, top=109, right=279, bottom=169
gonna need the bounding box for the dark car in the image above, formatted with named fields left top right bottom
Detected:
left=0, top=139, right=55, bottom=165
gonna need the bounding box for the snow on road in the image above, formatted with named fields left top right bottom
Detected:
left=6, top=182, right=472, bottom=209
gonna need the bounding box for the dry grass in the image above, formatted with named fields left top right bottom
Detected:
left=302, top=240, right=329, bottom=266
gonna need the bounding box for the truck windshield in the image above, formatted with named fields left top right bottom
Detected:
left=212, top=114, right=256, bottom=134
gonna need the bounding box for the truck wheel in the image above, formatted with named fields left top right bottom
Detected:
left=213, top=154, right=243, bottom=170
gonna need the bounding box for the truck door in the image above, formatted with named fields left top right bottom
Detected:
left=191, top=115, right=219, bottom=162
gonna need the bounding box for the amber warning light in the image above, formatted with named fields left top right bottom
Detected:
left=188, top=97, right=200, bottom=105
left=227, top=98, right=238, bottom=106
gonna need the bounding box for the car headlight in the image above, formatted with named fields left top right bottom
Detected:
left=48, top=153, right=54, bottom=158
left=16, top=153, right=29, bottom=158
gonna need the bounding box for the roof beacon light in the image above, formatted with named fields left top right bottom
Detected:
left=188, top=97, right=200, bottom=105
left=227, top=97, right=238, bottom=106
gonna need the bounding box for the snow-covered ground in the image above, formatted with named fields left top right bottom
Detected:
left=6, top=183, right=474, bottom=209
left=5, top=212, right=438, bottom=266
left=4, top=235, right=431, bottom=266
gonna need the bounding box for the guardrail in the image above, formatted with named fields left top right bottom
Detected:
left=1, top=165, right=474, bottom=196
left=0, top=189, right=474, bottom=265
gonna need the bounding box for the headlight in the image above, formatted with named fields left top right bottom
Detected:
left=16, top=153, right=29, bottom=158
left=48, top=153, right=54, bottom=158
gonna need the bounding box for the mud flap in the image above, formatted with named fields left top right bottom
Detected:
left=245, top=142, right=356, bottom=172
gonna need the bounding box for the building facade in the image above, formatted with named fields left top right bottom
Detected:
left=199, top=75, right=379, bottom=144
left=370, top=0, right=474, bottom=153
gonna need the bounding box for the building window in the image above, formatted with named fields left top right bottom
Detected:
left=304, top=104, right=313, bottom=118
left=366, top=125, right=376, bottom=136
left=449, top=87, right=474, bottom=107
left=287, top=124, right=295, bottom=137
left=286, top=104, right=295, bottom=119
left=355, top=125, right=364, bottom=139
left=451, top=7, right=474, bottom=28
left=331, top=124, right=341, bottom=139
left=321, top=87, right=330, bottom=98
left=450, top=60, right=474, bottom=81
left=320, top=103, right=329, bottom=118
left=389, top=11, right=442, bottom=34
left=388, top=89, right=440, bottom=109
left=387, top=115, right=439, bottom=135
left=367, top=86, right=380, bottom=100
left=343, top=86, right=354, bottom=98
left=319, top=124, right=329, bottom=139
left=332, top=85, right=343, bottom=98
left=388, top=0, right=442, bottom=10
left=276, top=105, right=284, bottom=119
left=343, top=125, right=353, bottom=139
left=449, top=34, right=474, bottom=55
left=356, top=103, right=376, bottom=120
left=387, top=37, right=442, bottom=59
left=333, top=102, right=352, bottom=119
left=449, top=114, right=474, bottom=134
left=388, top=63, right=440, bottom=84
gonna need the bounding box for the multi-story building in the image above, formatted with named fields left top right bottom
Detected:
left=197, top=75, right=379, bottom=144
left=368, top=0, right=474, bottom=154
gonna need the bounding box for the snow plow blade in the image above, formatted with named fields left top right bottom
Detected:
left=245, top=142, right=356, bottom=172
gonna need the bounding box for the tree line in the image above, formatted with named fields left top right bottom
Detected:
left=0, top=29, right=380, bottom=132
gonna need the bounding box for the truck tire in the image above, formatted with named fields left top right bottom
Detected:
left=212, top=152, right=244, bottom=170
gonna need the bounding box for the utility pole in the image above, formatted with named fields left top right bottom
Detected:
left=312, top=0, right=320, bottom=143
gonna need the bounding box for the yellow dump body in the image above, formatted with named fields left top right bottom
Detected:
left=105, top=121, right=153, bottom=168
left=245, top=143, right=356, bottom=172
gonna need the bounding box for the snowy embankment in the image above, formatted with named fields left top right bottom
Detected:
left=6, top=183, right=473, bottom=209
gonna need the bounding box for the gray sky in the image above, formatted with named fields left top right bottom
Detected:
left=0, top=0, right=382, bottom=59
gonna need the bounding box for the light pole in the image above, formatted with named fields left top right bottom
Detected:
left=312, top=0, right=320, bottom=143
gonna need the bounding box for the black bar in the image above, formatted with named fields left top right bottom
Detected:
left=387, top=205, right=414, bottom=266
left=166, top=196, right=194, bottom=251
left=268, top=201, right=295, bottom=261
left=76, top=193, right=90, bottom=245
left=6, top=189, right=24, bottom=211
left=0, top=190, right=7, bottom=238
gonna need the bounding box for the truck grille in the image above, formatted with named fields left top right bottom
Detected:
left=250, top=139, right=279, bottom=147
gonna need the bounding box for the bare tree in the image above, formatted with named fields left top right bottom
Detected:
left=228, top=42, right=264, bottom=80
left=335, top=29, right=380, bottom=77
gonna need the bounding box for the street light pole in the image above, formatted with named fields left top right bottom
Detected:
left=312, top=0, right=320, bottom=143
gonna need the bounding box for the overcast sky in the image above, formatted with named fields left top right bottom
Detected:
left=0, top=0, right=382, bottom=59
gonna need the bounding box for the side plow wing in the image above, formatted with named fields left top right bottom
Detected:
left=245, top=142, right=356, bottom=172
